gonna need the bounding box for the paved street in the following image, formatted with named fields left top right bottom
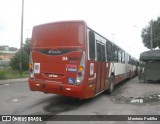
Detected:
left=0, top=77, right=160, bottom=124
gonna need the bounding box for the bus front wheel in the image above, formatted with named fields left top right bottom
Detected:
left=109, top=76, right=115, bottom=94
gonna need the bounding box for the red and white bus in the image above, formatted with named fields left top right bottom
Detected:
left=29, top=20, right=138, bottom=99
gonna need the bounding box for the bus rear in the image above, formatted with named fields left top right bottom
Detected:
left=29, top=21, right=87, bottom=99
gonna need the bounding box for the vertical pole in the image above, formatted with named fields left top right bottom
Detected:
left=20, top=0, right=24, bottom=76
left=150, top=20, right=153, bottom=50
left=112, top=33, right=116, bottom=42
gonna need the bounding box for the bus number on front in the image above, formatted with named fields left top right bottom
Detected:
left=62, top=57, right=68, bottom=61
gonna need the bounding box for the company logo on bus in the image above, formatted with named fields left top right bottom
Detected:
left=48, top=50, right=62, bottom=54
left=38, top=49, right=76, bottom=55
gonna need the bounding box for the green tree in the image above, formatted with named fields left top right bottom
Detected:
left=9, top=47, right=18, bottom=51
left=10, top=50, right=29, bottom=71
left=0, top=46, right=6, bottom=51
left=10, top=38, right=31, bottom=71
left=0, top=46, right=4, bottom=51
left=141, top=17, right=160, bottom=49
left=23, top=38, right=31, bottom=54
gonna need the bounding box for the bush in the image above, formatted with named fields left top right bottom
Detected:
left=10, top=38, right=31, bottom=71
left=0, top=68, right=29, bottom=79
left=10, top=49, right=29, bottom=71
left=0, top=70, right=7, bottom=79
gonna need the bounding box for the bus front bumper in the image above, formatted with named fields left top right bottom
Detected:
left=28, top=79, right=84, bottom=99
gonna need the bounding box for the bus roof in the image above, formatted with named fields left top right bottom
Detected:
left=31, top=20, right=87, bottom=49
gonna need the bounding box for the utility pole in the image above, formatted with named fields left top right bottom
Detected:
left=20, top=0, right=24, bottom=76
left=150, top=20, right=153, bottom=50
left=111, top=33, right=116, bottom=42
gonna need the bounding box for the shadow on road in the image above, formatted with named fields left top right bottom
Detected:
left=43, top=93, right=106, bottom=115
left=42, top=77, right=135, bottom=116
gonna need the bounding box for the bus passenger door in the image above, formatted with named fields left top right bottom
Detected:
left=95, top=41, right=106, bottom=94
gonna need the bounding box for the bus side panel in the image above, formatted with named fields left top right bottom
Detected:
left=96, top=62, right=101, bottom=94
left=84, top=61, right=110, bottom=99
left=100, top=63, right=106, bottom=91
left=83, top=60, right=97, bottom=99
left=105, top=62, right=111, bottom=90
left=114, top=63, right=127, bottom=84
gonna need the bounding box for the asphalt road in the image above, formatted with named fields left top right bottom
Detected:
left=0, top=77, right=160, bottom=124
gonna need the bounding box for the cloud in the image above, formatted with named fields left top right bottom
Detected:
left=0, top=22, right=5, bottom=34
left=0, top=0, right=159, bottom=57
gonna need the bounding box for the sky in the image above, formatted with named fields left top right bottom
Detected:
left=0, top=0, right=160, bottom=59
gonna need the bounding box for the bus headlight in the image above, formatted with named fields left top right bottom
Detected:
left=29, top=52, right=34, bottom=80
left=75, top=51, right=85, bottom=85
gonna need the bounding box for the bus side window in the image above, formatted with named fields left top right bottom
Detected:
left=122, top=51, right=125, bottom=63
left=107, top=42, right=112, bottom=61
left=102, top=45, right=105, bottom=62
left=129, top=55, right=131, bottom=64
left=89, top=31, right=95, bottom=60
left=111, top=44, right=114, bottom=61
left=114, top=46, right=118, bottom=62
left=118, top=49, right=122, bottom=63
left=97, top=43, right=101, bottom=61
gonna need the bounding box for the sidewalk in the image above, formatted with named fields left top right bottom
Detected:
left=0, top=78, right=28, bottom=85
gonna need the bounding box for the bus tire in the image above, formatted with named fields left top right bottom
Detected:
left=129, top=71, right=132, bottom=79
left=109, top=75, right=115, bottom=94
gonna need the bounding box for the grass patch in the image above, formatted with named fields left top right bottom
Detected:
left=0, top=68, right=28, bottom=80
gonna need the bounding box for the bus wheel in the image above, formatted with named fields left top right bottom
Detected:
left=129, top=71, right=132, bottom=79
left=109, top=76, right=115, bottom=94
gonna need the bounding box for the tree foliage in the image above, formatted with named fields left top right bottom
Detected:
left=23, top=38, right=31, bottom=54
left=9, top=47, right=18, bottom=51
left=0, top=46, right=5, bottom=51
left=10, top=38, right=31, bottom=71
left=141, top=17, right=160, bottom=49
left=10, top=50, right=29, bottom=71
